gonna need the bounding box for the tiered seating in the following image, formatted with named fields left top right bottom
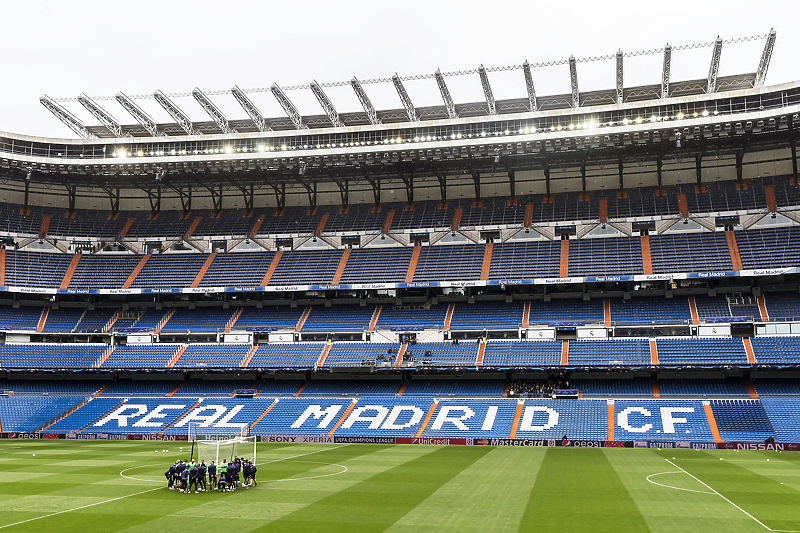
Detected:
left=613, top=399, right=713, bottom=441
left=658, top=378, right=749, bottom=397
left=421, top=398, right=518, bottom=438
left=737, top=226, right=800, bottom=269
left=259, top=207, right=321, bottom=235
left=247, top=343, right=324, bottom=368
left=325, top=204, right=384, bottom=233
left=302, top=305, right=375, bottom=332
left=193, top=210, right=256, bottom=237
left=129, top=308, right=170, bottom=330
left=449, top=302, right=524, bottom=330
left=163, top=398, right=274, bottom=436
left=131, top=254, right=208, bottom=288
left=375, top=305, right=448, bottom=329
left=481, top=340, right=562, bottom=367
left=413, top=244, right=484, bottom=281
left=763, top=293, right=800, bottom=322
left=69, top=254, right=140, bottom=289
left=650, top=232, right=733, bottom=273
left=249, top=397, right=353, bottom=435
left=488, top=241, right=560, bottom=279
left=711, top=399, right=774, bottom=442
left=45, top=398, right=123, bottom=433
left=0, top=306, right=42, bottom=331
left=41, top=308, right=85, bottom=333
left=323, top=343, right=397, bottom=367
left=568, top=237, right=643, bottom=276
left=81, top=398, right=192, bottom=434
left=611, top=298, right=691, bottom=325
left=171, top=344, right=251, bottom=368
left=268, top=249, right=341, bottom=285
left=572, top=379, right=652, bottom=397
left=332, top=397, right=433, bottom=437
left=459, top=197, right=526, bottom=227
left=338, top=248, right=413, bottom=284
left=99, top=344, right=182, bottom=369
left=301, top=380, right=401, bottom=396
left=655, top=338, right=748, bottom=366
left=760, top=398, right=800, bottom=442
left=232, top=306, right=306, bottom=330
left=694, top=296, right=732, bottom=319
left=100, top=379, right=183, bottom=396
left=752, top=378, right=800, bottom=397
left=513, top=399, right=606, bottom=440
left=4, top=250, right=72, bottom=288
left=392, top=201, right=453, bottom=230
left=0, top=396, right=82, bottom=432
left=198, top=252, right=275, bottom=287
left=74, top=309, right=116, bottom=333
left=568, top=339, right=650, bottom=366
left=407, top=342, right=479, bottom=366
left=125, top=211, right=193, bottom=238
left=0, top=379, right=109, bottom=395
left=527, top=299, right=604, bottom=324
left=402, top=379, right=504, bottom=397
left=0, top=344, right=106, bottom=369
left=256, top=379, right=306, bottom=396
left=751, top=337, right=800, bottom=364
left=160, top=308, right=236, bottom=333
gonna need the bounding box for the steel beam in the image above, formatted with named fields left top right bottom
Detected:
left=615, top=51, right=624, bottom=105
left=192, top=87, right=236, bottom=134
left=661, top=44, right=672, bottom=99
left=434, top=69, right=457, bottom=119
left=706, top=36, right=723, bottom=94
left=270, top=83, right=305, bottom=130
left=350, top=77, right=380, bottom=125
left=310, top=80, right=344, bottom=127
left=391, top=73, right=417, bottom=122
left=754, top=28, right=777, bottom=88
left=116, top=92, right=161, bottom=136
left=154, top=90, right=199, bottom=135
left=523, top=60, right=538, bottom=112
left=569, top=56, right=580, bottom=108
left=78, top=93, right=123, bottom=137
left=478, top=64, right=496, bottom=115
left=231, top=85, right=270, bottom=132
left=39, top=95, right=96, bottom=139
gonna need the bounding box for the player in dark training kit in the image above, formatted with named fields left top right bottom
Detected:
left=207, top=461, right=217, bottom=490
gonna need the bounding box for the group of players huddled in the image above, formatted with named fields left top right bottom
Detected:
left=165, top=456, right=257, bottom=493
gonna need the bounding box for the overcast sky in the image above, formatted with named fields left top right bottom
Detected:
left=1, top=0, right=796, bottom=138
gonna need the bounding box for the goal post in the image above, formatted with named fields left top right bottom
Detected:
left=197, top=436, right=257, bottom=466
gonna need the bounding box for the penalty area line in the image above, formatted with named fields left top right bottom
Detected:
left=665, top=459, right=800, bottom=533
left=0, top=486, right=164, bottom=530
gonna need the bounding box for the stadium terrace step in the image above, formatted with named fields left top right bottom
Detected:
left=560, top=340, right=569, bottom=366
left=167, top=345, right=187, bottom=368
left=703, top=401, right=723, bottom=443
left=649, top=340, right=659, bottom=366
left=480, top=243, right=493, bottom=280
left=190, top=253, right=216, bottom=288
left=225, top=308, right=243, bottom=333
left=39, top=397, right=90, bottom=432
left=606, top=402, right=614, bottom=441
left=94, top=346, right=115, bottom=369
left=316, top=344, right=331, bottom=368
left=598, top=197, right=608, bottom=223
left=368, top=305, right=382, bottom=332
left=39, top=214, right=51, bottom=239
left=725, top=230, right=743, bottom=270
left=522, top=302, right=531, bottom=328
left=677, top=192, right=689, bottom=218
left=508, top=400, right=524, bottom=438
left=476, top=341, right=486, bottom=366
left=395, top=344, right=407, bottom=367
left=295, top=307, right=312, bottom=332
left=122, top=254, right=151, bottom=289
left=405, top=246, right=421, bottom=282
left=0, top=248, right=5, bottom=286
left=155, top=309, right=176, bottom=334
left=326, top=400, right=356, bottom=436
left=36, top=308, right=49, bottom=333
left=103, top=311, right=121, bottom=333
left=523, top=203, right=534, bottom=227
left=60, top=254, right=81, bottom=289
left=651, top=379, right=661, bottom=398
left=414, top=399, right=439, bottom=438
left=248, top=214, right=264, bottom=238
left=183, top=218, right=201, bottom=241
left=688, top=296, right=700, bottom=325
left=757, top=296, right=770, bottom=322
left=451, top=206, right=462, bottom=231
left=166, top=381, right=185, bottom=397
left=331, top=248, right=351, bottom=284
left=604, top=299, right=611, bottom=327
left=241, top=345, right=257, bottom=368
left=765, top=184, right=778, bottom=212
left=246, top=400, right=277, bottom=433
left=294, top=380, right=309, bottom=397
left=118, top=218, right=135, bottom=238
left=745, top=378, right=759, bottom=399
left=381, top=209, right=394, bottom=233
left=743, top=338, right=757, bottom=364
left=443, top=303, right=455, bottom=331
left=640, top=235, right=653, bottom=275
left=396, top=380, right=409, bottom=397
left=559, top=240, right=569, bottom=277
left=314, top=213, right=329, bottom=236
left=261, top=250, right=283, bottom=286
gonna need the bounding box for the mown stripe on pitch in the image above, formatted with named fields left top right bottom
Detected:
left=384, top=446, right=547, bottom=533
left=519, top=448, right=650, bottom=533
left=255, top=446, right=493, bottom=533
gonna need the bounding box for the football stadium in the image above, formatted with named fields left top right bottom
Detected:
left=3, top=24, right=800, bottom=531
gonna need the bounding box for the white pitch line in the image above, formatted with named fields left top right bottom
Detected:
left=256, top=443, right=350, bottom=466
left=665, top=459, right=800, bottom=533
left=646, top=471, right=714, bottom=494
left=0, top=486, right=163, bottom=530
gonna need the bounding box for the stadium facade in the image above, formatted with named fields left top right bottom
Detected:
left=1, top=32, right=800, bottom=446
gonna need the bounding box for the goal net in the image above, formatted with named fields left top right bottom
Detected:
left=197, top=436, right=257, bottom=466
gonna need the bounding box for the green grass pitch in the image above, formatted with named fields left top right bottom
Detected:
left=1, top=440, right=800, bottom=532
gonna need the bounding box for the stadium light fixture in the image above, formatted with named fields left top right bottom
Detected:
left=39, top=95, right=97, bottom=139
